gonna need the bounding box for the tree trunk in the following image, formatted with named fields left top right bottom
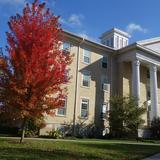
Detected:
left=20, top=117, right=27, bottom=143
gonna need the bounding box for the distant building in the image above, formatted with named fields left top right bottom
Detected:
left=40, top=28, right=160, bottom=137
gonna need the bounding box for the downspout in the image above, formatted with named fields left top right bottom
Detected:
left=72, top=38, right=84, bottom=136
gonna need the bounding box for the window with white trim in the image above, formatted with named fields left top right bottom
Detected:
left=101, top=103, right=109, bottom=119
left=101, top=76, right=109, bottom=91
left=82, top=71, right=90, bottom=87
left=81, top=98, right=89, bottom=118
left=57, top=98, right=67, bottom=116
left=83, top=49, right=91, bottom=64
left=62, top=42, right=70, bottom=52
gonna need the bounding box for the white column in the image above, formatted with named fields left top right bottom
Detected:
left=132, top=59, right=140, bottom=105
left=150, top=64, right=159, bottom=119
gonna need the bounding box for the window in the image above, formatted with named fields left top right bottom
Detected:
left=82, top=71, right=90, bottom=87
left=101, top=103, right=107, bottom=119
left=64, top=69, right=69, bottom=81
left=102, top=56, right=107, bottom=68
left=117, top=36, right=119, bottom=48
left=81, top=98, right=89, bottom=118
left=120, top=38, right=123, bottom=48
left=111, top=37, right=113, bottom=47
left=62, top=42, right=70, bottom=52
left=101, top=103, right=109, bottom=119
left=57, top=98, right=67, bottom=116
left=106, top=39, right=110, bottom=46
left=147, top=90, right=151, bottom=100
left=83, top=49, right=91, bottom=64
left=101, top=76, right=109, bottom=91
left=125, top=40, right=128, bottom=46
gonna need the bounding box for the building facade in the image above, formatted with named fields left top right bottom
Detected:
left=40, top=28, right=160, bottom=137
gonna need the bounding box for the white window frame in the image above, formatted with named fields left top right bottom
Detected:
left=80, top=98, right=89, bottom=119
left=101, top=102, right=109, bottom=120
left=83, top=49, right=91, bottom=64
left=81, top=71, right=90, bottom=87
left=56, top=98, right=67, bottom=116
left=62, top=41, right=71, bottom=52
left=101, top=75, right=109, bottom=92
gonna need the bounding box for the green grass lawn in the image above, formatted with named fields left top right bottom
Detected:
left=0, top=138, right=160, bottom=160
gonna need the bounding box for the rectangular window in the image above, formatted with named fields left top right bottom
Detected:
left=101, top=76, right=109, bottom=91
left=106, top=39, right=110, bottom=46
left=102, top=56, right=107, bottom=68
left=117, top=36, right=119, bottom=48
left=83, top=49, right=91, bottom=64
left=125, top=40, right=128, bottom=46
left=57, top=98, right=67, bottom=116
left=147, top=90, right=151, bottom=100
left=101, top=103, right=109, bottom=119
left=82, top=71, right=90, bottom=87
left=111, top=37, right=113, bottom=47
left=62, top=42, right=70, bottom=52
left=120, top=38, right=123, bottom=48
left=81, top=98, right=89, bottom=118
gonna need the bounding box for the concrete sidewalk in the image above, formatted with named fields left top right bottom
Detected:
left=144, top=153, right=160, bottom=160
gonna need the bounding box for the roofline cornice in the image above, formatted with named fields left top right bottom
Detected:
left=118, top=43, right=160, bottom=58
left=62, top=30, right=115, bottom=53
left=62, top=29, right=160, bottom=58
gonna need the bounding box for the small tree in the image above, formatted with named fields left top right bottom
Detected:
left=109, top=96, right=146, bottom=138
left=0, top=0, right=72, bottom=143
left=150, top=117, right=160, bottom=139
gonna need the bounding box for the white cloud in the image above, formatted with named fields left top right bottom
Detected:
left=60, top=14, right=84, bottom=28
left=78, top=33, right=89, bottom=39
left=126, top=23, right=148, bottom=35
left=77, top=32, right=98, bottom=42
left=68, top=14, right=83, bottom=26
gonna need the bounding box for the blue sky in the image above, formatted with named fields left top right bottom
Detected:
left=1, top=0, right=160, bottom=52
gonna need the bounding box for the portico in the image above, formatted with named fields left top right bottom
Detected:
left=118, top=43, right=160, bottom=123
left=132, top=58, right=159, bottom=120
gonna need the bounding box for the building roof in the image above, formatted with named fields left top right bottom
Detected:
left=137, top=37, right=160, bottom=46
left=63, top=29, right=115, bottom=52
left=63, top=29, right=160, bottom=58
left=118, top=42, right=160, bottom=58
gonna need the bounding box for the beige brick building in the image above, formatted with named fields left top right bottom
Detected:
left=40, top=28, right=160, bottom=137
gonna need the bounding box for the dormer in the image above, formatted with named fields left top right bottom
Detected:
left=100, top=28, right=130, bottom=49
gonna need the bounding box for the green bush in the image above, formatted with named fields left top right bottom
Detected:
left=47, top=129, right=62, bottom=139
left=151, top=117, right=160, bottom=139
left=109, top=96, right=146, bottom=138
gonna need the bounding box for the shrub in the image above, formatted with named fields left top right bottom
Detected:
left=109, top=96, right=146, bottom=138
left=47, top=129, right=62, bottom=139
left=19, top=116, right=46, bottom=137
left=150, top=117, right=160, bottom=139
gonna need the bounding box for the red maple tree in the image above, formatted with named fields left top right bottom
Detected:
left=0, top=0, right=72, bottom=143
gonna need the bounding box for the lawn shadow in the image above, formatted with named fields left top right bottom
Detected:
left=78, top=142, right=160, bottom=159
left=0, top=147, right=103, bottom=160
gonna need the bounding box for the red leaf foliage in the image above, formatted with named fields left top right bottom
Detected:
left=0, top=0, right=72, bottom=121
